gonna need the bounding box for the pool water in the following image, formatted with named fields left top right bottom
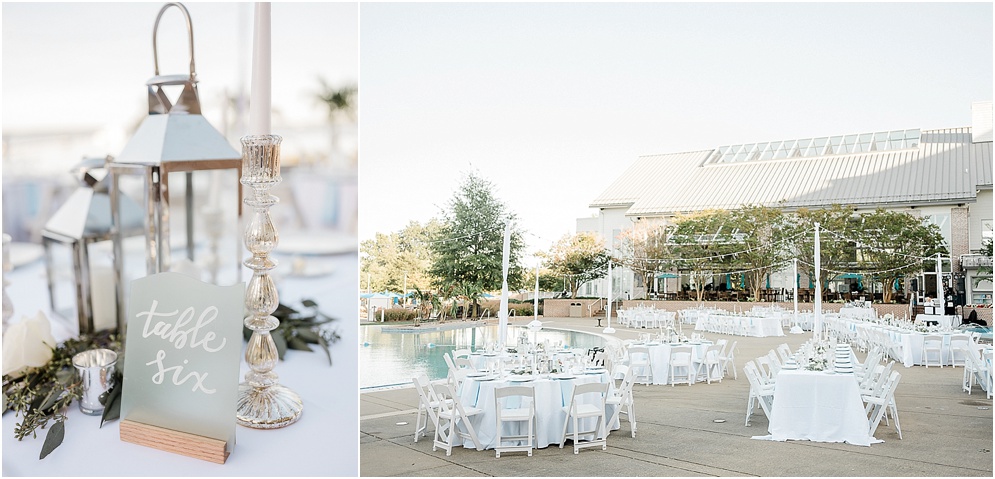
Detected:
left=359, top=324, right=607, bottom=390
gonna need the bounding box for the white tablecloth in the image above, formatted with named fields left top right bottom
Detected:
left=694, top=313, right=784, bottom=337
left=839, top=307, right=877, bottom=321
left=761, top=369, right=877, bottom=446
left=915, top=314, right=959, bottom=329
left=2, top=254, right=358, bottom=476
left=456, top=373, right=617, bottom=449
left=632, top=342, right=711, bottom=385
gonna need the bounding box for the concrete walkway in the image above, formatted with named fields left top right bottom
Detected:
left=361, top=317, right=993, bottom=477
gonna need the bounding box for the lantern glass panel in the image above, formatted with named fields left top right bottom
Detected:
left=45, top=240, right=77, bottom=323
left=87, top=239, right=117, bottom=331
left=164, top=168, right=242, bottom=286
left=112, top=172, right=151, bottom=312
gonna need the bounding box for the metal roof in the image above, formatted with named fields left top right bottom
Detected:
left=591, top=127, right=993, bottom=217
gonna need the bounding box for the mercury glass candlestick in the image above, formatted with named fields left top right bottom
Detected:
left=235, top=135, right=303, bottom=428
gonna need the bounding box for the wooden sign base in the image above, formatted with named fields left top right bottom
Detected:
left=120, top=419, right=230, bottom=464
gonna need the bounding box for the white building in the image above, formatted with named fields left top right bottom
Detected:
left=579, top=102, right=993, bottom=305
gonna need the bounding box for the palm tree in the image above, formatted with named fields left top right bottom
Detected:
left=316, top=78, right=357, bottom=168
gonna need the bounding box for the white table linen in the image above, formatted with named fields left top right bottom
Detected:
left=915, top=314, right=959, bottom=329
left=455, top=373, right=617, bottom=449
left=759, top=369, right=878, bottom=446
left=838, top=307, right=877, bottom=321
left=629, top=342, right=712, bottom=385
left=694, top=313, right=784, bottom=337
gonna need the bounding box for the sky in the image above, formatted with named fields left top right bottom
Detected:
left=2, top=2, right=358, bottom=151
left=359, top=2, right=993, bottom=259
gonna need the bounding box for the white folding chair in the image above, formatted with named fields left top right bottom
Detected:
left=743, top=361, right=774, bottom=426
left=412, top=374, right=451, bottom=443
left=444, top=353, right=468, bottom=389
left=985, top=350, right=993, bottom=400
left=606, top=365, right=637, bottom=438
left=627, top=346, right=653, bottom=386
left=452, top=348, right=472, bottom=360
left=962, top=345, right=991, bottom=395
left=559, top=382, right=609, bottom=454
left=922, top=334, right=944, bottom=368
left=719, top=340, right=738, bottom=380
left=669, top=345, right=694, bottom=386
left=494, top=385, right=536, bottom=458
left=866, top=371, right=902, bottom=439
left=695, top=344, right=724, bottom=384
left=432, top=382, right=484, bottom=456
left=947, top=334, right=971, bottom=367
left=776, top=343, right=792, bottom=365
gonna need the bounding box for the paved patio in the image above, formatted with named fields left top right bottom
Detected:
left=360, top=316, right=993, bottom=477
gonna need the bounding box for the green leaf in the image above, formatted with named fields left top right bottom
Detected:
left=39, top=421, right=65, bottom=459
left=100, top=388, right=121, bottom=427
left=317, top=335, right=332, bottom=367
left=287, top=336, right=312, bottom=352
left=242, top=326, right=253, bottom=342
left=272, top=332, right=288, bottom=360
left=301, top=299, right=318, bottom=309
left=295, top=328, right=321, bottom=344
left=38, top=389, right=61, bottom=412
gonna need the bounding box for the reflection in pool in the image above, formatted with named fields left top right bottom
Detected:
left=359, top=324, right=607, bottom=390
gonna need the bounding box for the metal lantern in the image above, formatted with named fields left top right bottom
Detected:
left=42, top=157, right=145, bottom=334
left=110, top=3, right=242, bottom=334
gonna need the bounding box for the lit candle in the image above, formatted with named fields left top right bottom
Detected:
left=248, top=2, right=271, bottom=135
left=89, top=265, right=116, bottom=331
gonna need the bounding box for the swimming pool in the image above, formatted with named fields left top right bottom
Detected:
left=359, top=323, right=608, bottom=390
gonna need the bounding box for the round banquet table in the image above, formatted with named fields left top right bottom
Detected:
left=629, top=341, right=712, bottom=385
left=455, top=372, right=618, bottom=450
left=2, top=253, right=358, bottom=477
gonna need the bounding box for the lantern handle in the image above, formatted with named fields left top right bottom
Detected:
left=152, top=2, right=196, bottom=80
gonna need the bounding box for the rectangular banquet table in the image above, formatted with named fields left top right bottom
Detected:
left=2, top=254, right=358, bottom=477
left=455, top=373, right=618, bottom=449
left=759, top=369, right=877, bottom=446
left=694, top=313, right=784, bottom=337
left=915, top=314, right=959, bottom=329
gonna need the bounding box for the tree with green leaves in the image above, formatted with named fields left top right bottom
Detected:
left=789, top=204, right=860, bottom=299
left=411, top=287, right=442, bottom=325
left=670, top=210, right=737, bottom=302
left=542, top=232, right=609, bottom=298
left=428, top=172, right=524, bottom=318
left=726, top=205, right=793, bottom=301
left=360, top=220, right=440, bottom=294
left=616, top=219, right=672, bottom=298
left=855, top=209, right=947, bottom=303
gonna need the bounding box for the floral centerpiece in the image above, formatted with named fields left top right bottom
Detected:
left=799, top=339, right=831, bottom=371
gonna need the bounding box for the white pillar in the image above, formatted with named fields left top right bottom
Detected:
left=814, top=222, right=822, bottom=339
left=604, top=259, right=615, bottom=333
left=936, top=252, right=944, bottom=310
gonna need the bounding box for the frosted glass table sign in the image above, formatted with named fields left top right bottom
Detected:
left=119, top=272, right=244, bottom=464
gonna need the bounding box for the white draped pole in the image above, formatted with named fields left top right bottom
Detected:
left=604, top=259, right=615, bottom=334
left=935, top=252, right=944, bottom=309
left=528, top=260, right=543, bottom=345
left=814, top=222, right=822, bottom=339
left=498, top=220, right=512, bottom=351
left=533, top=262, right=540, bottom=323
